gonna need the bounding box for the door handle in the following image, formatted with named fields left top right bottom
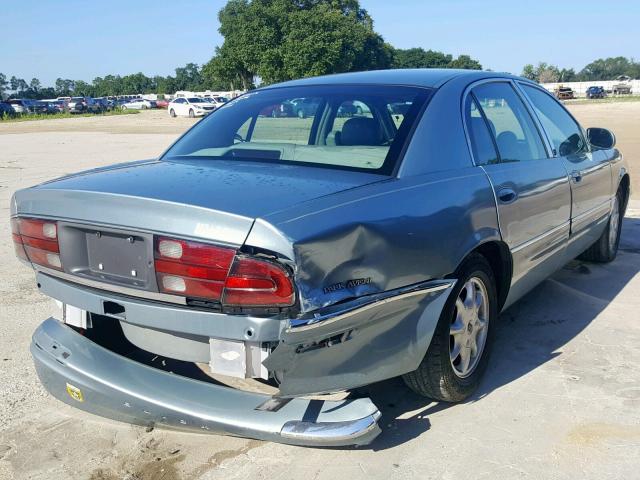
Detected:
left=497, top=187, right=518, bottom=204
left=571, top=170, right=583, bottom=183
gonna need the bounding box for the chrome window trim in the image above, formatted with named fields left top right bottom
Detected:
left=460, top=78, right=555, bottom=167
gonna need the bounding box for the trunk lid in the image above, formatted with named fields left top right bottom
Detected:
left=12, top=158, right=384, bottom=247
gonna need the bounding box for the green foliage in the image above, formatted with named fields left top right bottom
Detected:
left=0, top=73, right=7, bottom=99
left=523, top=57, right=640, bottom=83
left=391, top=48, right=481, bottom=70
left=3, top=63, right=222, bottom=100
left=204, top=0, right=394, bottom=88
left=578, top=57, right=640, bottom=81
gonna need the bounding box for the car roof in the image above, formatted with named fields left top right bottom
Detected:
left=263, top=68, right=517, bottom=90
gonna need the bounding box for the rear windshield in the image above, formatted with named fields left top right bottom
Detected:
left=162, top=85, right=432, bottom=174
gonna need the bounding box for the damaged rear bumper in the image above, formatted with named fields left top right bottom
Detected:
left=31, top=318, right=381, bottom=447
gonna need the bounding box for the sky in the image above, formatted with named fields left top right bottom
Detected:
left=2, top=0, right=639, bottom=87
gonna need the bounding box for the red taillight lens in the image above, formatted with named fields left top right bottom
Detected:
left=11, top=217, right=62, bottom=270
left=154, top=236, right=295, bottom=308
left=223, top=256, right=294, bottom=307
left=155, top=237, right=235, bottom=301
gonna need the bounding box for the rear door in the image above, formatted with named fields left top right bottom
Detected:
left=464, top=81, right=572, bottom=306
left=518, top=83, right=613, bottom=253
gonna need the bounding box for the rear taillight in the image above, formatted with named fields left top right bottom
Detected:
left=11, top=217, right=62, bottom=270
left=224, top=256, right=294, bottom=307
left=154, top=236, right=294, bottom=308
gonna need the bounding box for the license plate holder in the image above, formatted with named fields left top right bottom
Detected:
left=86, top=231, right=148, bottom=284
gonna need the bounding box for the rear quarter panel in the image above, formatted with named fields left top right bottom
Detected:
left=252, top=167, right=500, bottom=312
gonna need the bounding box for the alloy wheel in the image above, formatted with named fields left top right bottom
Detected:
left=449, top=277, right=490, bottom=378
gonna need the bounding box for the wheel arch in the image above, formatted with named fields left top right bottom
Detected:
left=456, top=240, right=513, bottom=312
left=619, top=173, right=631, bottom=213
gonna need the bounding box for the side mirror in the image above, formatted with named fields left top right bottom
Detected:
left=587, top=127, right=616, bottom=150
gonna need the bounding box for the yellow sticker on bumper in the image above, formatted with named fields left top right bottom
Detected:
left=66, top=383, right=84, bottom=402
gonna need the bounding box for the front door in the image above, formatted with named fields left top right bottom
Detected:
left=518, top=83, right=612, bottom=254
left=464, top=81, right=572, bottom=307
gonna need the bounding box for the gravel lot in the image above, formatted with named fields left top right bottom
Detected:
left=1, top=105, right=639, bottom=479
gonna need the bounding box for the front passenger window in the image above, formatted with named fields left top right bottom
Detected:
left=521, top=84, right=588, bottom=157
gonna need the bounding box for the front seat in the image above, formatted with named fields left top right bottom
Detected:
left=336, top=117, right=383, bottom=146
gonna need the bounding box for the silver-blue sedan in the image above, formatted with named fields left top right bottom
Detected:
left=10, top=69, right=630, bottom=447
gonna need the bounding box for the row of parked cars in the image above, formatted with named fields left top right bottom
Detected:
left=0, top=96, right=177, bottom=118
left=554, top=78, right=634, bottom=100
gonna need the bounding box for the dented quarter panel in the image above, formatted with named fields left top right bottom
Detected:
left=253, top=167, right=499, bottom=312
left=265, top=281, right=454, bottom=396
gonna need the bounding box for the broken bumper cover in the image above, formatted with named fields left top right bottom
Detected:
left=31, top=318, right=381, bottom=447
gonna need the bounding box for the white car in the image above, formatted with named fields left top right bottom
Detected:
left=121, top=98, right=155, bottom=110
left=168, top=97, right=216, bottom=118
left=203, top=96, right=229, bottom=108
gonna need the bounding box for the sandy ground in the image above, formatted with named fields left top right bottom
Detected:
left=0, top=105, right=639, bottom=479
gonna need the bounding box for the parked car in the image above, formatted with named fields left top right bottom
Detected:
left=586, top=86, right=606, bottom=99
left=93, top=98, right=112, bottom=112
left=203, top=96, right=228, bottom=109
left=286, top=98, right=318, bottom=118
left=612, top=76, right=632, bottom=95
left=11, top=70, right=629, bottom=447
left=0, top=102, right=16, bottom=117
left=121, top=98, right=156, bottom=110
left=259, top=101, right=295, bottom=118
left=168, top=97, right=215, bottom=117
left=554, top=86, right=575, bottom=100
left=46, top=100, right=67, bottom=113
left=7, top=99, right=30, bottom=114
left=67, top=97, right=92, bottom=113
left=155, top=98, right=170, bottom=109
left=32, top=100, right=58, bottom=114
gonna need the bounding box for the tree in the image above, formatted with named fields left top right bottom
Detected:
left=0, top=73, right=7, bottom=99
left=391, top=48, right=481, bottom=70
left=174, top=63, right=203, bottom=91
left=207, top=0, right=393, bottom=87
left=578, top=56, right=639, bottom=81
left=520, top=62, right=560, bottom=83
left=449, top=54, right=482, bottom=70
left=55, top=78, right=75, bottom=97
left=521, top=64, right=536, bottom=81
left=29, top=78, right=41, bottom=92
left=392, top=48, right=451, bottom=69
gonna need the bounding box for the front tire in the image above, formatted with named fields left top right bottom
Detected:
left=189, top=109, right=195, bottom=118
left=169, top=109, right=176, bottom=118
left=579, top=190, right=623, bottom=263
left=403, top=253, right=497, bottom=402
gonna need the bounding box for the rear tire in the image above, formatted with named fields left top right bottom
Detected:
left=579, top=189, right=623, bottom=263
left=403, top=253, right=497, bottom=402
left=189, top=109, right=195, bottom=118
left=169, top=109, right=176, bottom=118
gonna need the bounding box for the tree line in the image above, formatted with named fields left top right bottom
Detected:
left=522, top=57, right=640, bottom=83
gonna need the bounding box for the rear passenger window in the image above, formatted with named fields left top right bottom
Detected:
left=472, top=82, right=548, bottom=162
left=464, top=96, right=498, bottom=165
left=520, top=84, right=588, bottom=157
